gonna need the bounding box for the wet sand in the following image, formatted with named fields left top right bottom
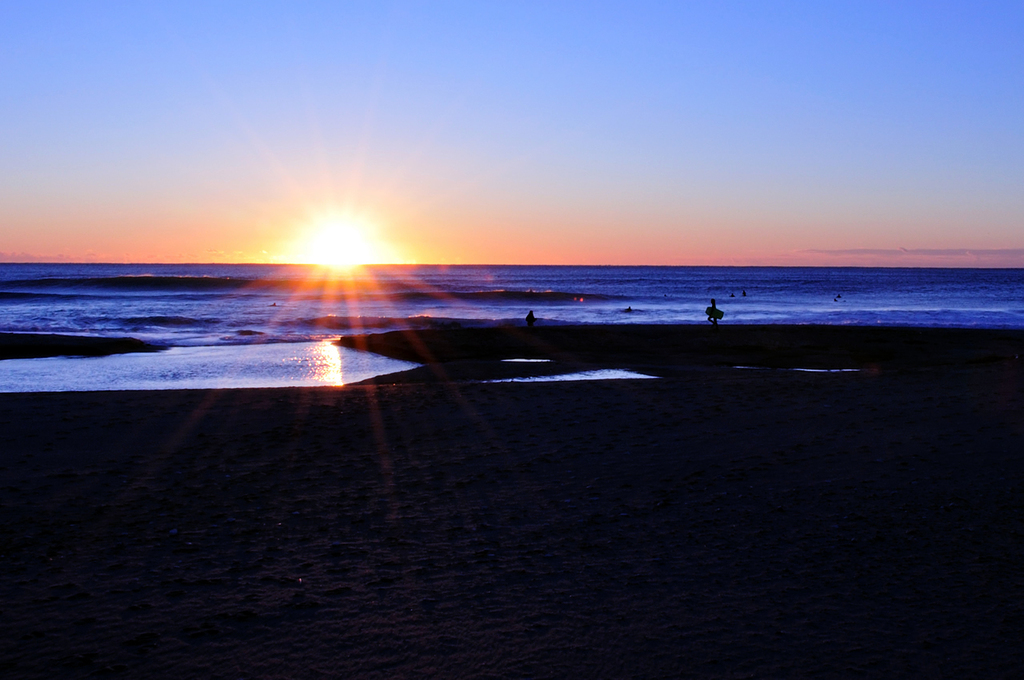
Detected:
left=338, top=324, right=1024, bottom=380
left=2, top=326, right=1023, bottom=677
left=337, top=324, right=1024, bottom=368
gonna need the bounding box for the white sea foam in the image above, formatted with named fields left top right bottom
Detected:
left=488, top=369, right=656, bottom=383
left=733, top=366, right=860, bottom=373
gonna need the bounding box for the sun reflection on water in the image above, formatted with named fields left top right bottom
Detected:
left=307, top=340, right=344, bottom=385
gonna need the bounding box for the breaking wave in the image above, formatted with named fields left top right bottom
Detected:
left=299, top=315, right=531, bottom=330
left=4, top=276, right=254, bottom=291
left=123, top=316, right=221, bottom=327
left=2, top=276, right=614, bottom=302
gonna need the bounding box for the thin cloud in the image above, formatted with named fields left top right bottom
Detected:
left=804, top=248, right=1024, bottom=257
left=798, top=248, right=1024, bottom=267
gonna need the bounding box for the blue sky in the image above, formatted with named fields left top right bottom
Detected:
left=2, top=1, right=1022, bottom=264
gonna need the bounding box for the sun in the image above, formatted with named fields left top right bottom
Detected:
left=297, top=221, right=381, bottom=266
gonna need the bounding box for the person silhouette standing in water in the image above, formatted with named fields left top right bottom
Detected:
left=706, top=299, right=723, bottom=330
left=526, top=310, right=536, bottom=327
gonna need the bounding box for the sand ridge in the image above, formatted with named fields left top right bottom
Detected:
left=338, top=325, right=1024, bottom=381
left=0, top=333, right=161, bottom=360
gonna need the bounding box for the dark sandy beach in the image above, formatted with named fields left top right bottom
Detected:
left=2, top=326, right=1023, bottom=678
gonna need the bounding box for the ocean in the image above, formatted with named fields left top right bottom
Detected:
left=2, top=264, right=1023, bottom=392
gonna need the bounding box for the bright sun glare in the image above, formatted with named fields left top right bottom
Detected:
left=298, top=221, right=381, bottom=266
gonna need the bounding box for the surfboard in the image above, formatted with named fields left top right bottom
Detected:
left=705, top=306, right=724, bottom=320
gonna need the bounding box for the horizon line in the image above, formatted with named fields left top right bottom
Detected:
left=2, top=261, right=1024, bottom=270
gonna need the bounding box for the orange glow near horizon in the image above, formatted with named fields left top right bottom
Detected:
left=3, top=210, right=1024, bottom=267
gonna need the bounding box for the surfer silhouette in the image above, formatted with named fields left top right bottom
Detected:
left=526, top=310, right=536, bottom=327
left=706, top=299, right=723, bottom=329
